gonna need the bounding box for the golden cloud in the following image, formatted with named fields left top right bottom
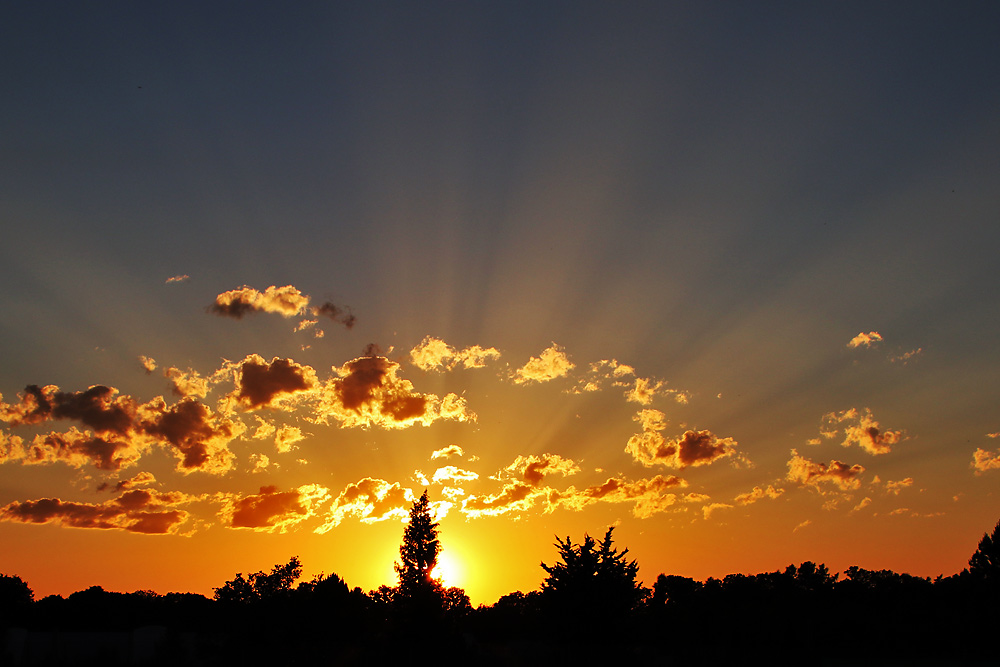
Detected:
left=786, top=449, right=865, bottom=490
left=431, top=444, right=464, bottom=460
left=972, top=448, right=1000, bottom=474
left=546, top=475, right=688, bottom=518
left=512, top=343, right=574, bottom=384
left=218, top=484, right=330, bottom=533
left=734, top=485, right=784, bottom=505
left=316, top=478, right=414, bottom=532
left=626, top=411, right=740, bottom=469
left=410, top=336, right=501, bottom=372
left=314, top=356, right=474, bottom=429
left=0, top=488, right=194, bottom=534
left=822, top=408, right=905, bottom=455
left=164, top=367, right=210, bottom=399
left=847, top=331, right=883, bottom=348
left=209, top=285, right=309, bottom=319
left=431, top=466, right=479, bottom=484
left=505, top=453, right=580, bottom=486
left=274, top=425, right=304, bottom=453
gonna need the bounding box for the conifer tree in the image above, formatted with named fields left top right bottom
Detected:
left=395, top=490, right=442, bottom=601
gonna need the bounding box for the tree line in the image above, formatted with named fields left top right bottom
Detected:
left=2, top=493, right=998, bottom=665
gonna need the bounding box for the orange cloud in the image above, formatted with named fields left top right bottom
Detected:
left=23, top=428, right=147, bottom=471
left=164, top=367, right=210, bottom=399
left=972, top=448, right=1000, bottom=474
left=210, top=285, right=309, bottom=319
left=626, top=411, right=740, bottom=469
left=274, top=426, right=304, bottom=453
left=546, top=475, right=688, bottom=518
left=848, top=331, right=882, bottom=348
left=314, top=355, right=474, bottom=429
left=821, top=408, right=905, bottom=455
left=140, top=397, right=245, bottom=474
left=218, top=484, right=329, bottom=533
left=0, top=489, right=193, bottom=534
left=889, top=348, right=923, bottom=364
left=316, top=478, right=414, bottom=532
left=512, top=344, right=574, bottom=384
left=409, top=336, right=501, bottom=371
left=165, top=275, right=189, bottom=284
left=139, top=356, right=157, bottom=373
left=1, top=385, right=137, bottom=435
left=786, top=449, right=865, bottom=490
left=225, top=355, right=319, bottom=411
left=431, top=466, right=479, bottom=484
left=506, top=453, right=580, bottom=486
left=884, top=478, right=914, bottom=495
left=431, top=444, right=464, bottom=460
left=734, top=485, right=784, bottom=505
left=461, top=482, right=543, bottom=518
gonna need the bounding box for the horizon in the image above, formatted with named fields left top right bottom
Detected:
left=1, top=2, right=999, bottom=608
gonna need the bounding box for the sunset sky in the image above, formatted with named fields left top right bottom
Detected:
left=2, top=2, right=999, bottom=605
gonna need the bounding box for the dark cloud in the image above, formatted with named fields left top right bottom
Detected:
left=787, top=449, right=865, bottom=490
left=0, top=489, right=191, bottom=534
left=1, top=385, right=136, bottom=435
left=233, top=355, right=317, bottom=410
left=209, top=285, right=309, bottom=319
left=141, top=398, right=242, bottom=473
left=312, top=302, right=356, bottom=329
left=220, top=484, right=328, bottom=532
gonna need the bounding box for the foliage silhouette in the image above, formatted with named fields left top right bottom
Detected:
left=967, top=518, right=1000, bottom=581
left=213, top=555, right=302, bottom=604
left=540, top=527, right=645, bottom=636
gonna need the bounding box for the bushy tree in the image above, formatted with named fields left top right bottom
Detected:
left=540, top=527, right=645, bottom=630
left=213, top=556, right=302, bottom=604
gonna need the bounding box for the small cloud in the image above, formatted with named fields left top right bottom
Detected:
left=506, top=453, right=580, bottom=486
left=165, top=275, right=190, bottom=284
left=794, top=520, right=812, bottom=532
left=410, top=336, right=501, bottom=372
left=209, top=285, right=309, bottom=319
left=431, top=444, right=464, bottom=460
left=139, top=356, right=157, bottom=374
left=431, top=466, right=479, bottom=484
left=702, top=503, right=733, bottom=520
left=626, top=411, right=742, bottom=469
left=164, top=367, right=210, bottom=399
left=311, top=302, right=356, bottom=329
left=249, top=453, right=270, bottom=473
left=847, top=331, right=882, bottom=349
left=512, top=344, right=574, bottom=384
left=734, top=485, right=784, bottom=505
left=821, top=408, right=905, bottom=455
left=274, top=426, right=304, bottom=453
left=218, top=484, right=329, bottom=533
left=884, top=478, right=914, bottom=495
left=972, top=448, right=1000, bottom=474
left=316, top=478, right=414, bottom=532
left=786, top=449, right=865, bottom=491
left=852, top=497, right=872, bottom=512
left=889, top=348, right=923, bottom=364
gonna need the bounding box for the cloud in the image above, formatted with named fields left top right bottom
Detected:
left=316, top=478, right=414, bottom=532
left=506, top=453, right=580, bottom=486
left=164, top=367, right=210, bottom=399
left=889, top=348, right=923, bottom=364
left=461, top=482, right=543, bottom=518
left=0, top=489, right=193, bottom=534
left=702, top=503, right=733, bottom=519
left=626, top=411, right=740, bottom=469
left=794, top=520, right=811, bottom=532
left=546, top=474, right=688, bottom=519
left=218, top=484, right=329, bottom=533
left=972, top=448, right=1000, bottom=474
left=225, top=355, right=319, bottom=411
left=821, top=408, right=905, bottom=455
left=165, top=275, right=189, bottom=284
left=140, top=397, right=245, bottom=474
left=274, top=426, right=304, bottom=453
left=1, top=385, right=137, bottom=435
left=311, top=302, right=356, bottom=329
left=109, top=471, right=156, bottom=492
left=431, top=466, right=479, bottom=484
left=786, top=449, right=865, bottom=491
left=734, top=485, right=784, bottom=505
left=409, top=336, right=500, bottom=372
left=884, top=478, right=914, bottom=495
left=852, top=497, right=872, bottom=512
left=139, top=356, right=157, bottom=373
left=22, top=428, right=147, bottom=471
left=848, top=331, right=883, bottom=348
left=512, top=344, right=574, bottom=384
left=314, top=355, right=474, bottom=429
left=209, top=285, right=309, bottom=319
left=431, top=444, right=464, bottom=460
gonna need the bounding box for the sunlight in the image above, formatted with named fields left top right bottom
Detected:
left=432, top=550, right=462, bottom=588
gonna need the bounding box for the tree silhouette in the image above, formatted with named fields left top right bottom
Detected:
left=968, top=518, right=1000, bottom=581
left=393, top=490, right=445, bottom=624
left=540, top=527, right=644, bottom=635
left=213, top=556, right=302, bottom=604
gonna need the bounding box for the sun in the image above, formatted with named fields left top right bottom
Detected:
left=432, top=551, right=462, bottom=588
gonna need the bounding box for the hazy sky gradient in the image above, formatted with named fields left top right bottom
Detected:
left=2, top=1, right=998, bottom=604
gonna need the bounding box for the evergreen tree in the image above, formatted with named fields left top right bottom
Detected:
left=968, top=518, right=1000, bottom=581
left=393, top=490, right=445, bottom=622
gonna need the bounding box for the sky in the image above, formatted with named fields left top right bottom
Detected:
left=1, top=1, right=999, bottom=606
